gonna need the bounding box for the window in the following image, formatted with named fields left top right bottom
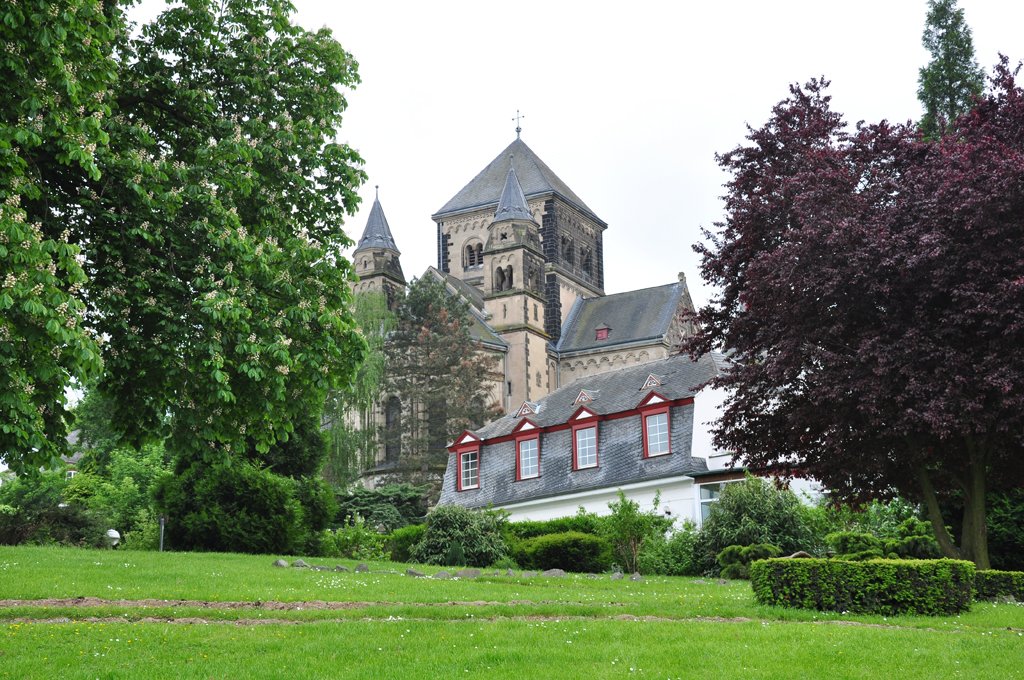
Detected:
left=384, top=396, right=402, bottom=464
left=517, top=437, right=539, bottom=480
left=645, top=411, right=670, bottom=456
left=595, top=326, right=610, bottom=341
left=65, top=470, right=77, bottom=480
left=463, top=241, right=483, bottom=268
left=459, top=450, right=479, bottom=490
left=698, top=482, right=740, bottom=523
left=574, top=425, right=598, bottom=469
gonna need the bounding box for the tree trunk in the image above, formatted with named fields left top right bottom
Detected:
left=958, top=438, right=990, bottom=570
left=917, top=466, right=960, bottom=559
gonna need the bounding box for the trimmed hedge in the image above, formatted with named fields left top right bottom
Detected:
left=750, top=558, right=975, bottom=615
left=975, top=570, right=1024, bottom=601
left=517, top=531, right=612, bottom=573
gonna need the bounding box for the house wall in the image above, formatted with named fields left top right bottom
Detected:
left=558, top=344, right=668, bottom=387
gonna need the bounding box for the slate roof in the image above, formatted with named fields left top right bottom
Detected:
left=493, top=166, right=534, bottom=222
left=555, top=282, right=688, bottom=355
left=433, top=138, right=604, bottom=225
left=353, top=196, right=399, bottom=254
left=438, top=353, right=726, bottom=510
left=476, top=352, right=723, bottom=439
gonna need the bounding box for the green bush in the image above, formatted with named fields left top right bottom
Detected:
left=974, top=570, right=1024, bottom=601
left=336, top=483, right=428, bottom=533
left=411, top=505, right=507, bottom=567
left=717, top=543, right=781, bottom=579
left=750, top=558, right=975, bottom=615
left=602, top=492, right=672, bottom=574
left=319, top=515, right=387, bottom=560
left=988, top=490, right=1024, bottom=571
left=154, top=459, right=305, bottom=554
left=693, top=476, right=817, bottom=575
left=638, top=521, right=699, bottom=576
left=826, top=531, right=883, bottom=556
left=0, top=471, right=108, bottom=547
left=387, top=523, right=426, bottom=563
left=517, top=531, right=612, bottom=573
left=505, top=509, right=606, bottom=541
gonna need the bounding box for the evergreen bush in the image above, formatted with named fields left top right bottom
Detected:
left=411, top=505, right=507, bottom=567
left=750, top=558, right=975, bottom=615
left=387, top=523, right=426, bottom=563
left=517, top=531, right=612, bottom=573
left=320, top=515, right=387, bottom=560
left=974, top=570, right=1024, bottom=601
left=717, top=543, right=782, bottom=579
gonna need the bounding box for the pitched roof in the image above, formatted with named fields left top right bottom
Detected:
left=475, top=352, right=724, bottom=440
left=439, top=353, right=726, bottom=509
left=555, top=282, right=688, bottom=355
left=353, top=196, right=399, bottom=254
left=493, top=165, right=534, bottom=222
left=433, top=138, right=603, bottom=224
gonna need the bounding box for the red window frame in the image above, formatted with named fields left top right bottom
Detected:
left=515, top=434, right=541, bottom=480
left=641, top=404, right=671, bottom=457
left=572, top=421, right=599, bottom=470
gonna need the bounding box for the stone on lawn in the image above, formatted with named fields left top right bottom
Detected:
left=542, top=568, right=566, bottom=578
left=455, top=568, right=481, bottom=579
left=272, top=559, right=289, bottom=568
left=433, top=571, right=451, bottom=580
left=406, top=568, right=425, bottom=578
left=355, top=563, right=369, bottom=573
left=292, top=559, right=309, bottom=568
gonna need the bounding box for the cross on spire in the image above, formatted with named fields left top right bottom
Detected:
left=513, top=109, right=525, bottom=139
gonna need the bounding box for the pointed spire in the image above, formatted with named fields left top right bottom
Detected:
left=494, top=158, right=533, bottom=222
left=354, top=188, right=400, bottom=254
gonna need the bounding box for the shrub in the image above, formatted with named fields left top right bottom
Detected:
left=693, top=476, right=817, bottom=575
left=505, top=509, right=606, bottom=541
left=518, top=531, right=612, bottom=573
left=974, top=570, right=1024, bottom=601
left=602, top=492, right=672, bottom=574
left=826, top=531, right=883, bottom=556
left=0, top=471, right=108, bottom=547
left=320, top=515, right=387, bottom=560
left=638, top=521, right=699, bottom=576
left=387, top=523, right=426, bottom=563
left=336, top=483, right=428, bottom=533
left=411, top=505, right=507, bottom=567
left=750, top=558, right=975, bottom=615
left=988, top=490, right=1024, bottom=571
left=154, top=459, right=304, bottom=554
left=717, top=543, right=781, bottom=579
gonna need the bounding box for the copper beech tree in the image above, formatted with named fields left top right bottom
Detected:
left=688, top=62, right=1024, bottom=568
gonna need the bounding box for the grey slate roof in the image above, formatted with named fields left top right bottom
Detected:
left=354, top=197, right=399, bottom=254
left=433, top=138, right=604, bottom=225
left=493, top=166, right=534, bottom=222
left=478, top=352, right=723, bottom=439
left=555, top=282, right=688, bottom=355
left=438, top=353, right=726, bottom=510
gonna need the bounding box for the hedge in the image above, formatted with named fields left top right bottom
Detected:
left=975, top=570, right=1024, bottom=601
left=750, top=558, right=975, bottom=615
left=516, top=531, right=612, bottom=573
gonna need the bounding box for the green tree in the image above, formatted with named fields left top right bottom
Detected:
left=383, top=276, right=501, bottom=493
left=602, top=491, right=672, bottom=574
left=917, top=0, right=984, bottom=138
left=0, top=0, right=114, bottom=473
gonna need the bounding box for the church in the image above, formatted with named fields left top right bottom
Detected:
left=350, top=134, right=744, bottom=522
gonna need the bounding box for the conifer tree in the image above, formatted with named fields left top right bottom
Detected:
left=917, top=0, right=984, bottom=138
left=383, top=276, right=501, bottom=497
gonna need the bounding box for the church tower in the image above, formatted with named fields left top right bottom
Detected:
left=352, top=189, right=405, bottom=306
left=432, top=136, right=608, bottom=345
left=481, top=163, right=549, bottom=405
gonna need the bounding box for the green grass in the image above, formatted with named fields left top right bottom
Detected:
left=1, top=546, right=1022, bottom=678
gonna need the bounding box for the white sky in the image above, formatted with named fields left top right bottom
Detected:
left=127, top=1, right=1024, bottom=307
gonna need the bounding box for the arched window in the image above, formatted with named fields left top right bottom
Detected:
left=463, top=240, right=484, bottom=268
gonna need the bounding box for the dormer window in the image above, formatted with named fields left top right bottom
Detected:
left=595, top=325, right=610, bottom=341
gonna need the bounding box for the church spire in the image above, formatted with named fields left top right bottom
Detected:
left=354, top=187, right=400, bottom=255
left=493, top=160, right=533, bottom=222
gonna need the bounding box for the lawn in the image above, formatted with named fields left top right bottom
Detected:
left=1, top=546, right=1021, bottom=679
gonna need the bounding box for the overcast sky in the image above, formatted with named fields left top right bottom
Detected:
left=133, top=1, right=1022, bottom=308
